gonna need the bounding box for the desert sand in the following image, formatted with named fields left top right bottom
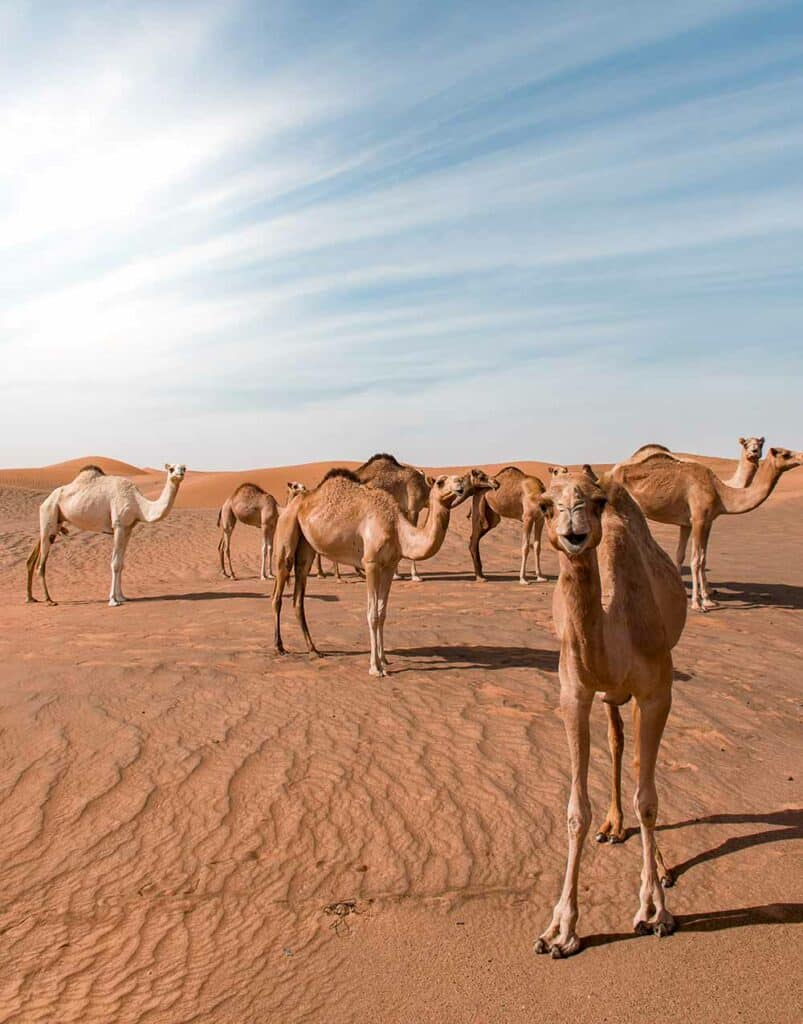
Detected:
left=0, top=454, right=800, bottom=1023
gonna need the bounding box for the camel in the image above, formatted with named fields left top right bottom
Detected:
left=611, top=446, right=803, bottom=611
left=272, top=468, right=493, bottom=676
left=26, top=463, right=186, bottom=607
left=723, top=436, right=764, bottom=487
left=217, top=483, right=279, bottom=580
left=468, top=466, right=547, bottom=584
left=534, top=469, right=687, bottom=958
left=354, top=454, right=432, bottom=581
left=629, top=437, right=764, bottom=487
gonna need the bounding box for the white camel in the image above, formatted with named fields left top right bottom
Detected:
left=26, top=463, right=186, bottom=607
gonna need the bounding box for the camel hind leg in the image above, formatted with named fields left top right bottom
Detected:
left=26, top=541, right=41, bottom=603
left=531, top=513, right=547, bottom=582
left=32, top=497, right=61, bottom=605
left=272, top=504, right=302, bottom=654
left=469, top=496, right=499, bottom=581
left=595, top=702, right=626, bottom=843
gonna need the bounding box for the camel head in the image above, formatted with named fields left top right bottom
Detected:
left=739, top=436, right=765, bottom=465
left=548, top=465, right=569, bottom=478
left=538, top=472, right=608, bottom=558
left=468, top=468, right=500, bottom=492
left=286, top=481, right=308, bottom=500
left=765, top=446, right=803, bottom=474
left=164, top=463, right=186, bottom=483
left=429, top=473, right=473, bottom=508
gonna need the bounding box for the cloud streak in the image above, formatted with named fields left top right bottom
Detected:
left=3, top=0, right=802, bottom=468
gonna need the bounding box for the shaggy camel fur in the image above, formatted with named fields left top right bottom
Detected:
left=534, top=470, right=687, bottom=958
left=468, top=465, right=547, bottom=584
left=612, top=446, right=803, bottom=611
left=217, top=483, right=278, bottom=580
left=272, top=468, right=492, bottom=676
left=355, top=453, right=432, bottom=581
left=26, top=463, right=186, bottom=607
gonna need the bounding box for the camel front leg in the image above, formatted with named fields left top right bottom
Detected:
left=260, top=528, right=274, bottom=580
left=596, top=702, right=626, bottom=843
left=675, top=525, right=690, bottom=573
left=376, top=565, right=395, bottom=668
left=108, top=525, right=132, bottom=606
left=632, top=686, right=675, bottom=936
left=519, top=516, right=531, bottom=585
left=409, top=560, right=422, bottom=582
left=689, top=518, right=716, bottom=611
left=272, top=555, right=293, bottom=655
left=314, top=553, right=326, bottom=578
left=535, top=678, right=593, bottom=958
left=531, top=514, right=547, bottom=582
left=364, top=561, right=385, bottom=677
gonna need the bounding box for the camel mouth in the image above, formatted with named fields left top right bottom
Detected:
left=559, top=531, right=590, bottom=554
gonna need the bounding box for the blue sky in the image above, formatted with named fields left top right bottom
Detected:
left=3, top=0, right=802, bottom=469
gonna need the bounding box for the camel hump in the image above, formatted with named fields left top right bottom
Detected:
left=77, top=464, right=106, bottom=477
left=233, top=481, right=266, bottom=497
left=361, top=452, right=403, bottom=469
left=496, top=465, right=525, bottom=478
left=630, top=443, right=671, bottom=457
left=320, top=467, right=361, bottom=484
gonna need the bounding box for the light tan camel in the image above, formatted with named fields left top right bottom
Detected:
left=723, top=436, right=764, bottom=487
left=217, top=482, right=278, bottom=580
left=272, top=468, right=492, bottom=676
left=468, top=465, right=547, bottom=584
left=534, top=469, right=687, bottom=958
left=612, top=446, right=803, bottom=611
left=26, top=463, right=186, bottom=607
left=355, top=453, right=432, bottom=581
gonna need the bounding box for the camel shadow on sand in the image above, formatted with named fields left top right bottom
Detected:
left=583, top=901, right=803, bottom=949
left=584, top=809, right=802, bottom=949
left=389, top=644, right=560, bottom=672
left=133, top=591, right=339, bottom=603
left=707, top=580, right=803, bottom=611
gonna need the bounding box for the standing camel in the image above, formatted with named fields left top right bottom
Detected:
left=611, top=446, right=803, bottom=610
left=217, top=483, right=278, bottom=580
left=468, top=466, right=547, bottom=584
left=272, top=468, right=492, bottom=676
left=354, top=454, right=432, bottom=581
left=534, top=469, right=687, bottom=958
left=26, top=463, right=186, bottom=607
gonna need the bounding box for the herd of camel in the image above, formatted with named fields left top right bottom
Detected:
left=22, top=437, right=802, bottom=957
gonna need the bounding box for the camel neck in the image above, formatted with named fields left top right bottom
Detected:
left=724, top=456, right=759, bottom=489
left=557, top=551, right=609, bottom=683
left=399, top=497, right=450, bottom=561
left=137, top=478, right=180, bottom=523
left=714, top=458, right=781, bottom=515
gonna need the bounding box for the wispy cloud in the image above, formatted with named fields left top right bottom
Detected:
left=3, top=0, right=802, bottom=467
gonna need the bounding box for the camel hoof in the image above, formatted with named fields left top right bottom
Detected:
left=660, top=870, right=675, bottom=889
left=550, top=945, right=564, bottom=959
left=274, top=645, right=286, bottom=656
left=26, top=596, right=38, bottom=604
left=608, top=832, right=625, bottom=844
left=534, top=938, right=550, bottom=955
left=368, top=667, right=387, bottom=678
left=533, top=575, right=548, bottom=583
left=634, top=920, right=652, bottom=937
left=308, top=649, right=323, bottom=661
left=519, top=578, right=529, bottom=586
left=654, top=914, right=676, bottom=937
left=46, top=599, right=58, bottom=607
left=108, top=599, right=123, bottom=607
left=475, top=575, right=488, bottom=583
left=410, top=576, right=423, bottom=583
left=594, top=831, right=607, bottom=843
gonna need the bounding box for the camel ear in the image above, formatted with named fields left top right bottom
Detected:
left=164, top=463, right=171, bottom=471
left=759, top=437, right=765, bottom=446
left=538, top=495, right=554, bottom=518
left=435, top=475, right=447, bottom=486
left=768, top=447, right=780, bottom=457
left=738, top=437, right=746, bottom=447
left=426, top=475, right=435, bottom=487
left=582, top=463, right=599, bottom=482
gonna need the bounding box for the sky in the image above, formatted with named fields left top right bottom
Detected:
left=3, top=0, right=802, bottom=470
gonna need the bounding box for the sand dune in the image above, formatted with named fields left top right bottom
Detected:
left=0, top=455, right=800, bottom=1022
